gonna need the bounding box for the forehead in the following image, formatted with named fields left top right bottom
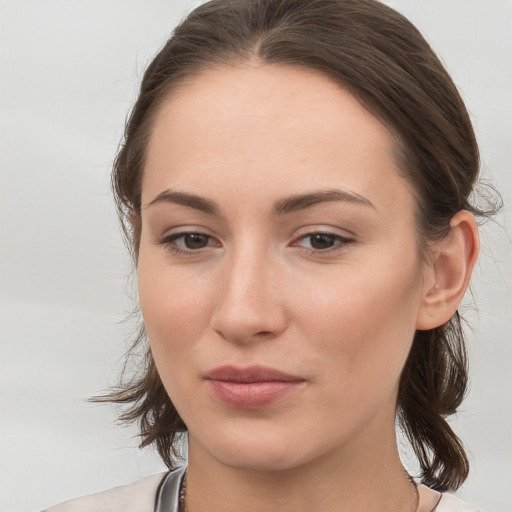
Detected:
left=143, top=63, right=415, bottom=219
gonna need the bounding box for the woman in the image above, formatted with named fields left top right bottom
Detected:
left=45, top=0, right=498, bottom=510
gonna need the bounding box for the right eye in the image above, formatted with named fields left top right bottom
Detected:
left=157, top=231, right=219, bottom=255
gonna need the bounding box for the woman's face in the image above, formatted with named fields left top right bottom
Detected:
left=138, top=64, right=431, bottom=472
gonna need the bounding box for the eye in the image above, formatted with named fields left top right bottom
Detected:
left=294, top=232, right=352, bottom=253
left=157, top=231, right=219, bottom=255
left=177, top=233, right=211, bottom=249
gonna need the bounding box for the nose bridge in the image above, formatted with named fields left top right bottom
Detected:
left=212, top=238, right=285, bottom=343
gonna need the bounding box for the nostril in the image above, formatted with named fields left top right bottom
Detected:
left=214, top=326, right=281, bottom=344
left=254, top=331, right=272, bottom=337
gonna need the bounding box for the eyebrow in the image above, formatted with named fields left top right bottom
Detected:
left=273, top=189, right=376, bottom=214
left=146, top=188, right=375, bottom=215
left=147, top=190, right=219, bottom=215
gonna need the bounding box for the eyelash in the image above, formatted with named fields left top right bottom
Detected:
left=293, top=232, right=353, bottom=255
left=157, top=231, right=353, bottom=256
left=157, top=231, right=216, bottom=256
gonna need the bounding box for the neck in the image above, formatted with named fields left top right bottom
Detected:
left=184, top=424, right=417, bottom=512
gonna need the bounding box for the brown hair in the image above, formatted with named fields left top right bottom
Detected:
left=106, top=0, right=497, bottom=492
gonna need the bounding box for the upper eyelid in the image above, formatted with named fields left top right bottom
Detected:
left=292, top=232, right=352, bottom=246
left=157, top=225, right=218, bottom=240
left=156, top=227, right=355, bottom=246
left=158, top=233, right=351, bottom=258
left=158, top=231, right=218, bottom=244
left=292, top=224, right=357, bottom=238
left=157, top=232, right=220, bottom=256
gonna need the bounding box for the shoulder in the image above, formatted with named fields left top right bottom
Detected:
left=436, top=492, right=484, bottom=512
left=417, top=483, right=483, bottom=512
left=43, top=472, right=168, bottom=512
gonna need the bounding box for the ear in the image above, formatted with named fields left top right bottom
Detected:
left=416, top=211, right=479, bottom=330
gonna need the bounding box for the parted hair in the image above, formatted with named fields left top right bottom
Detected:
left=105, top=0, right=496, bottom=492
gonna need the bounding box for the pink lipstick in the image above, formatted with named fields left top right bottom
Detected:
left=204, top=365, right=305, bottom=409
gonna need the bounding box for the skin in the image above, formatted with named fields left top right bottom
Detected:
left=137, top=63, right=478, bottom=512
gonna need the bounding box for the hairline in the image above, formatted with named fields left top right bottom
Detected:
left=134, top=57, right=431, bottom=257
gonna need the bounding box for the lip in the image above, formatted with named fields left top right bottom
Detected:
left=204, top=365, right=305, bottom=409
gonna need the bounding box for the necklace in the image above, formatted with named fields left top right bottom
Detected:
left=178, top=470, right=420, bottom=512
left=179, top=470, right=188, bottom=512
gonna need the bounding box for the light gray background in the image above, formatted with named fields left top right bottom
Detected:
left=1, top=1, right=510, bottom=511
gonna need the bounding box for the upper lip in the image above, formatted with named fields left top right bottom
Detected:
left=204, top=365, right=304, bottom=383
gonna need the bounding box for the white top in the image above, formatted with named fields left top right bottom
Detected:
left=43, top=470, right=483, bottom=512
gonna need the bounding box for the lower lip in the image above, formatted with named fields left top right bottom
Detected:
left=206, top=380, right=304, bottom=409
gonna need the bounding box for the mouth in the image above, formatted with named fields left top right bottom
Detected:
left=204, top=365, right=306, bottom=409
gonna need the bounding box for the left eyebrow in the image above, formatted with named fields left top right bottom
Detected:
left=273, top=189, right=376, bottom=215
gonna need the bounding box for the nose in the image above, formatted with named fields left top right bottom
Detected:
left=210, top=247, right=288, bottom=345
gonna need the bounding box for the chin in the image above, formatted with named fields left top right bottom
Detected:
left=214, top=446, right=305, bottom=472
left=189, top=421, right=329, bottom=473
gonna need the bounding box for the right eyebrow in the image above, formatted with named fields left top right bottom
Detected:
left=146, top=190, right=220, bottom=215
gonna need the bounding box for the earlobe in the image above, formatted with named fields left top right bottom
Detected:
left=416, top=211, right=479, bottom=330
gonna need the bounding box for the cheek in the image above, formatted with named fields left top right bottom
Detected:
left=290, top=256, right=422, bottom=393
left=137, top=252, right=214, bottom=361
left=137, top=258, right=218, bottom=415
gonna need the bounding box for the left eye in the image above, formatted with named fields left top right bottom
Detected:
left=295, top=233, right=350, bottom=252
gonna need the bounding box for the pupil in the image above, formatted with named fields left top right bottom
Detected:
left=185, top=234, right=208, bottom=249
left=310, top=234, right=335, bottom=250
